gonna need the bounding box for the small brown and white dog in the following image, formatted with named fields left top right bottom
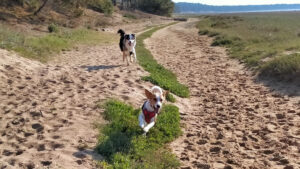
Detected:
left=139, top=86, right=168, bottom=135
left=118, top=29, right=136, bottom=65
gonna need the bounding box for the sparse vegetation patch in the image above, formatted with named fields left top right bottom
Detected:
left=0, top=24, right=117, bottom=62
left=197, top=13, right=300, bottom=79
left=137, top=23, right=190, bottom=98
left=97, top=100, right=181, bottom=169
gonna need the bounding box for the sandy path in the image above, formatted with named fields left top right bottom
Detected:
left=145, top=20, right=300, bottom=169
left=0, top=34, right=154, bottom=168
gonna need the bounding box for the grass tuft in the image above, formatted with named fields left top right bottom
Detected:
left=197, top=13, right=300, bottom=79
left=166, top=93, right=176, bottom=103
left=137, top=23, right=190, bottom=98
left=261, top=54, right=300, bottom=78
left=97, top=100, right=181, bottom=169
left=0, top=24, right=117, bottom=62
left=48, top=23, right=59, bottom=33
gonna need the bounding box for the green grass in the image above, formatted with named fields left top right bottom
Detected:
left=197, top=13, right=300, bottom=78
left=137, top=23, right=190, bottom=98
left=97, top=100, right=182, bottom=169
left=166, top=93, right=176, bottom=103
left=123, top=13, right=137, bottom=19
left=0, top=24, right=117, bottom=62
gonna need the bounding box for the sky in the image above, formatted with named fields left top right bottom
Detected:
left=172, top=0, right=300, bottom=6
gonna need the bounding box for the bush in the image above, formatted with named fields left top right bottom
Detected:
left=97, top=100, right=181, bottom=168
left=261, top=54, right=300, bottom=77
left=211, top=36, right=232, bottom=46
left=48, top=23, right=59, bottom=33
left=138, top=0, right=174, bottom=16
left=123, top=13, right=137, bottom=19
left=88, top=0, right=113, bottom=15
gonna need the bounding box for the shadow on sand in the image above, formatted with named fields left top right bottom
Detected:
left=256, top=75, right=300, bottom=97
left=73, top=149, right=104, bottom=162
left=81, top=65, right=121, bottom=72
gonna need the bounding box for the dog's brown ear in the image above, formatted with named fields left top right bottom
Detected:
left=145, top=89, right=154, bottom=99
left=163, top=91, right=169, bottom=98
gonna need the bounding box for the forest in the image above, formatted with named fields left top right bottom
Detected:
left=0, top=0, right=174, bottom=16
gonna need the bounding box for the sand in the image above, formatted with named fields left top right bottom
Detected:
left=145, top=20, right=300, bottom=169
left=1, top=19, right=299, bottom=169
left=0, top=39, right=153, bottom=168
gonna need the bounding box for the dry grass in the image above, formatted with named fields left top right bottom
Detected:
left=197, top=12, right=300, bottom=79
left=0, top=24, right=117, bottom=62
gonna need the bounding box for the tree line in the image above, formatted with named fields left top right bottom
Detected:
left=0, top=0, right=174, bottom=16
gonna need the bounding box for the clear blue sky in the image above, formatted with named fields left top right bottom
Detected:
left=172, top=0, right=300, bottom=6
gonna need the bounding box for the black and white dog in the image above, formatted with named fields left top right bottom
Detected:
left=118, top=29, right=137, bottom=65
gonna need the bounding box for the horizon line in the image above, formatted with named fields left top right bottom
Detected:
left=174, top=2, right=300, bottom=7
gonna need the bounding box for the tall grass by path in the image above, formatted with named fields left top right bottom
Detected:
left=136, top=23, right=190, bottom=98
left=197, top=13, right=300, bottom=79
left=97, top=100, right=181, bottom=169
left=0, top=24, right=117, bottom=62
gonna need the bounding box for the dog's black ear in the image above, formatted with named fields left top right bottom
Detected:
left=118, top=29, right=125, bottom=36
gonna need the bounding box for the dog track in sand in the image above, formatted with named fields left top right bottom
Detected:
left=145, top=20, right=300, bottom=169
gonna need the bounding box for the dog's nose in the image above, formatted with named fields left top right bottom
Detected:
left=156, top=105, right=160, bottom=108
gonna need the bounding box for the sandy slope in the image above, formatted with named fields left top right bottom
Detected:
left=145, top=20, right=300, bottom=169
left=0, top=38, right=154, bottom=168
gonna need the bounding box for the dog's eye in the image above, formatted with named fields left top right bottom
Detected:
left=153, top=98, right=157, bottom=102
left=161, top=99, right=163, bottom=102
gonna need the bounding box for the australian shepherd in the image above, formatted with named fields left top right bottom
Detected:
left=118, top=29, right=137, bottom=65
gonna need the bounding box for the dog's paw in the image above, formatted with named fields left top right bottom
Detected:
left=142, top=132, right=147, bottom=137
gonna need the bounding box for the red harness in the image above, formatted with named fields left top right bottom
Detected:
left=142, top=102, right=158, bottom=123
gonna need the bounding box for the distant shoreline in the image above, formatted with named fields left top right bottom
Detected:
left=175, top=2, right=300, bottom=14
left=175, top=9, right=300, bottom=14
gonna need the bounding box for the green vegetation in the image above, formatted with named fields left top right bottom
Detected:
left=123, top=13, right=137, bottom=19
left=197, top=13, right=300, bottom=78
left=88, top=0, right=114, bottom=15
left=0, top=24, right=117, bottom=62
left=261, top=54, right=300, bottom=78
left=97, top=100, right=181, bottom=169
left=0, top=0, right=113, bottom=16
left=137, top=23, right=190, bottom=98
left=166, top=93, right=176, bottom=103
left=48, top=23, right=59, bottom=33
left=138, top=0, right=175, bottom=16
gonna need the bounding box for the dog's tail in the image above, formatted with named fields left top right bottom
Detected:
left=118, top=29, right=125, bottom=37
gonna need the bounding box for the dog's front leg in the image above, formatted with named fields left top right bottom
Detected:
left=129, top=53, right=133, bottom=63
left=143, top=118, right=156, bottom=133
left=133, top=49, right=137, bottom=62
left=125, top=52, right=130, bottom=65
left=122, top=51, right=125, bottom=62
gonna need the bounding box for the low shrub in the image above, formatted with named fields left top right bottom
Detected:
left=88, top=0, right=113, bottom=15
left=261, top=54, right=300, bottom=77
left=123, top=13, right=137, bottom=19
left=48, top=23, right=59, bottom=33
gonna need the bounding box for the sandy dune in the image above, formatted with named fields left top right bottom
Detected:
left=1, top=19, right=299, bottom=169
left=0, top=40, right=153, bottom=168
left=145, top=21, right=300, bottom=169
